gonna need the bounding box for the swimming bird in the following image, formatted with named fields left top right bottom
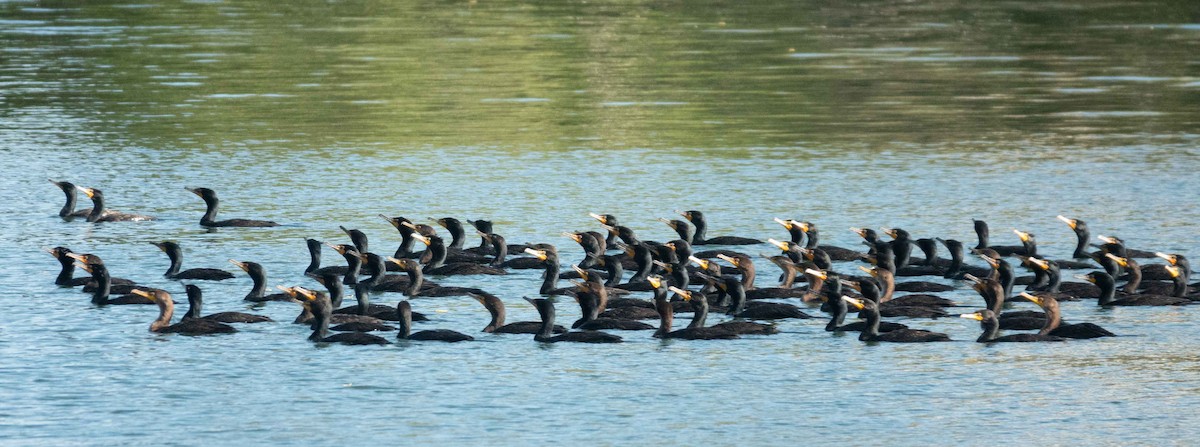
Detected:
left=130, top=288, right=236, bottom=335
left=412, top=233, right=506, bottom=276
left=72, top=260, right=155, bottom=306
left=49, top=179, right=92, bottom=219
left=46, top=247, right=134, bottom=288
left=76, top=186, right=155, bottom=222
left=180, top=284, right=272, bottom=323
left=842, top=296, right=950, bottom=342
left=1079, top=270, right=1190, bottom=306
left=151, top=241, right=234, bottom=281
left=526, top=297, right=623, bottom=343
left=289, top=286, right=389, bottom=345
left=396, top=301, right=473, bottom=342
left=959, top=310, right=1065, bottom=343
left=186, top=187, right=278, bottom=227
left=1019, top=292, right=1114, bottom=339
left=229, top=260, right=290, bottom=302
left=678, top=210, right=761, bottom=245
left=471, top=292, right=566, bottom=334
left=654, top=286, right=739, bottom=340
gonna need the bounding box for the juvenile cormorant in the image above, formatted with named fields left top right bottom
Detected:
left=1020, top=292, right=1114, bottom=339
left=186, top=187, right=278, bottom=227
left=130, top=289, right=236, bottom=335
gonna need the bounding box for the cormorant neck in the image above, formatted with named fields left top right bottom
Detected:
left=342, top=253, right=361, bottom=285
left=786, top=226, right=805, bottom=245
left=688, top=296, right=709, bottom=329
left=322, top=279, right=344, bottom=308
left=423, top=238, right=447, bottom=271
left=184, top=287, right=203, bottom=320
left=483, top=298, right=504, bottom=332
left=354, top=285, right=370, bottom=315
left=978, top=315, right=1000, bottom=342
left=54, top=255, right=74, bottom=286
left=198, top=194, right=219, bottom=225
left=727, top=282, right=746, bottom=315
left=1044, top=264, right=1061, bottom=293
left=403, top=265, right=424, bottom=297
left=396, top=302, right=412, bottom=339
left=1120, top=260, right=1142, bottom=294
left=1038, top=302, right=1061, bottom=336
left=974, top=221, right=989, bottom=250
left=89, top=265, right=110, bottom=304
left=361, top=256, right=384, bottom=287
left=396, top=227, right=416, bottom=258
left=535, top=302, right=556, bottom=340
left=445, top=224, right=465, bottom=250
left=943, top=242, right=964, bottom=278
left=825, top=295, right=847, bottom=331
left=891, top=239, right=912, bottom=269
left=998, top=262, right=1015, bottom=300
left=1172, top=272, right=1187, bottom=297
left=858, top=306, right=881, bottom=341
left=602, top=256, right=623, bottom=287
left=1072, top=228, right=1090, bottom=259
left=738, top=263, right=756, bottom=291
left=877, top=270, right=895, bottom=302
left=690, top=216, right=708, bottom=243
left=151, top=296, right=174, bottom=332
left=1097, top=276, right=1116, bottom=305
left=247, top=266, right=268, bottom=299
left=489, top=236, right=508, bottom=267
left=628, top=245, right=653, bottom=282
left=1023, top=237, right=1038, bottom=258
left=162, top=246, right=183, bottom=276
left=987, top=283, right=1005, bottom=315
left=804, top=228, right=820, bottom=250
left=654, top=296, right=673, bottom=337
left=86, top=193, right=105, bottom=222
left=916, top=239, right=938, bottom=266
left=309, top=305, right=330, bottom=341
left=305, top=241, right=321, bottom=274
left=539, top=261, right=560, bottom=295
left=58, top=186, right=77, bottom=218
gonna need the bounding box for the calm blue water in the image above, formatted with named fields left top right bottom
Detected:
left=2, top=1, right=1200, bottom=445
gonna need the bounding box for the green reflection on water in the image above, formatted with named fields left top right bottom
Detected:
left=2, top=0, right=1199, bottom=150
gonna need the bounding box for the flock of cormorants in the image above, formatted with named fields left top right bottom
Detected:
left=47, top=180, right=1198, bottom=346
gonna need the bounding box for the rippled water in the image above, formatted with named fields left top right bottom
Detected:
left=3, top=1, right=1200, bottom=445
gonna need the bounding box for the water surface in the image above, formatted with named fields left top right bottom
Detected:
left=2, top=1, right=1200, bottom=445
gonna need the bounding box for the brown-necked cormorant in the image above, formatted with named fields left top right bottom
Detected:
left=186, top=187, right=278, bottom=227
left=1020, top=292, right=1114, bottom=339
left=151, top=241, right=234, bottom=281
left=130, top=288, right=236, bottom=335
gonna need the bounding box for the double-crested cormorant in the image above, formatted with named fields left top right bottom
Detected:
left=1079, top=271, right=1190, bottom=306
left=526, top=297, right=623, bottom=343
left=653, top=286, right=739, bottom=340
left=381, top=256, right=480, bottom=299
left=76, top=186, right=155, bottom=222
left=881, top=228, right=915, bottom=269
left=130, top=289, right=236, bottom=335
left=831, top=279, right=909, bottom=333
left=959, top=310, right=1065, bottom=343
left=151, top=241, right=234, bottom=281
left=1020, top=292, right=1114, bottom=339
left=678, top=210, right=761, bottom=245
left=973, top=220, right=1034, bottom=256
left=711, top=275, right=813, bottom=320
left=340, top=225, right=369, bottom=255
left=858, top=266, right=953, bottom=316
left=49, top=179, right=92, bottom=219
left=73, top=261, right=155, bottom=305
left=1057, top=215, right=1092, bottom=260
left=289, top=286, right=390, bottom=345
left=588, top=213, right=621, bottom=246
left=471, top=292, right=567, bottom=334
left=572, top=281, right=654, bottom=330
left=185, top=187, right=278, bottom=227
left=658, top=217, right=696, bottom=248
left=380, top=215, right=419, bottom=259
left=47, top=247, right=134, bottom=288
left=842, top=297, right=951, bottom=342
left=396, top=301, right=472, bottom=342
left=181, top=285, right=272, bottom=323
left=412, top=233, right=506, bottom=276
left=486, top=233, right=542, bottom=269
left=282, top=286, right=392, bottom=326
left=326, top=243, right=363, bottom=285
left=229, top=260, right=290, bottom=302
